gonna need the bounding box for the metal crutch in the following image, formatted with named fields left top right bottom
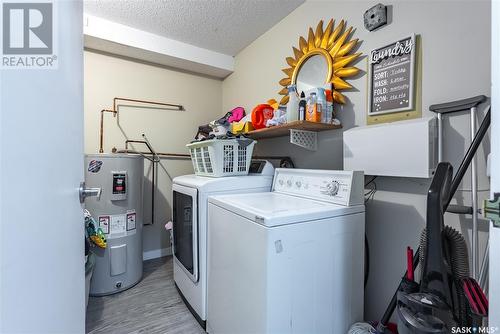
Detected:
left=429, top=95, right=487, bottom=280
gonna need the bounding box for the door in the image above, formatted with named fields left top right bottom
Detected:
left=490, top=2, right=499, bottom=328
left=172, top=184, right=199, bottom=282
left=0, top=1, right=85, bottom=333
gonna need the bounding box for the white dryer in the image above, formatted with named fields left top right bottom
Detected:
left=207, top=168, right=365, bottom=334
left=171, top=160, right=274, bottom=327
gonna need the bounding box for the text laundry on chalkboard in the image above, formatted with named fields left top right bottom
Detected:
left=368, top=35, right=416, bottom=116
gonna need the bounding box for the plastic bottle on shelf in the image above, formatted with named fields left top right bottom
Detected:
left=286, top=85, right=299, bottom=123
left=317, top=88, right=327, bottom=123
left=298, top=91, right=306, bottom=121
left=306, top=92, right=322, bottom=122
left=325, top=89, right=334, bottom=124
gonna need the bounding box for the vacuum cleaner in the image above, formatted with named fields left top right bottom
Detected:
left=397, top=161, right=488, bottom=333
left=395, top=97, right=490, bottom=333
left=357, top=97, right=491, bottom=334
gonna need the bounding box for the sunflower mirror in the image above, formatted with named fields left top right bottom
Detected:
left=295, top=54, right=329, bottom=92
left=279, top=19, right=362, bottom=105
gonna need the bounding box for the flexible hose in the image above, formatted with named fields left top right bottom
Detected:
left=420, top=225, right=470, bottom=326
left=419, top=226, right=470, bottom=279
left=348, top=322, right=376, bottom=334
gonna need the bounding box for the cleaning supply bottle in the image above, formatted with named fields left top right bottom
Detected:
left=306, top=92, right=322, bottom=122
left=298, top=91, right=306, bottom=121
left=325, top=89, right=334, bottom=124
left=316, top=88, right=327, bottom=123
left=286, top=85, right=299, bottom=123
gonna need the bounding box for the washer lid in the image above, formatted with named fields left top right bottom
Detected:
left=209, top=192, right=365, bottom=227
left=173, top=174, right=273, bottom=192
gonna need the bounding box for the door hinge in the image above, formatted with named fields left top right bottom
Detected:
left=483, top=192, right=500, bottom=228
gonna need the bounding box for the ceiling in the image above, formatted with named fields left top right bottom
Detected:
left=83, top=0, right=305, bottom=56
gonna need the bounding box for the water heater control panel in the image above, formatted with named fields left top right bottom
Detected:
left=111, top=171, right=127, bottom=201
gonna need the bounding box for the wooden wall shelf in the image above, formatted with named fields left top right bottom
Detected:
left=246, top=120, right=342, bottom=139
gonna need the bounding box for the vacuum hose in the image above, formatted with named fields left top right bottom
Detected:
left=419, top=225, right=470, bottom=326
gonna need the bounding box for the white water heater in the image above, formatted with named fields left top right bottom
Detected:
left=84, top=154, right=144, bottom=295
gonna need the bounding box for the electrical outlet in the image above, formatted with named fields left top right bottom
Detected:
left=364, top=3, right=387, bottom=31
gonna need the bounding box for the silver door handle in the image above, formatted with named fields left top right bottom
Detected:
left=79, top=181, right=102, bottom=203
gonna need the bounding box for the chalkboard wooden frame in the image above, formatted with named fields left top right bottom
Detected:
left=368, top=34, right=416, bottom=116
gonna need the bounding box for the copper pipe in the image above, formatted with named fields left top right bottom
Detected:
left=98, top=97, right=183, bottom=153
left=253, top=155, right=294, bottom=161
left=114, top=149, right=292, bottom=163
left=153, top=152, right=190, bottom=158
left=113, top=97, right=183, bottom=111
left=125, top=140, right=158, bottom=226
left=115, top=149, right=190, bottom=159
left=99, top=109, right=117, bottom=153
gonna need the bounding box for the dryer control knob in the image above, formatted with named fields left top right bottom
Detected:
left=327, top=180, right=340, bottom=196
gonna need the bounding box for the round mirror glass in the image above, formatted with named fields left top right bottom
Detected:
left=295, top=55, right=329, bottom=93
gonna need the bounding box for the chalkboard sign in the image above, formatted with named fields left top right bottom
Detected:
left=368, top=35, right=416, bottom=116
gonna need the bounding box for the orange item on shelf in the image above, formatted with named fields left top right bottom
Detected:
left=325, top=90, right=333, bottom=103
left=306, top=103, right=322, bottom=122
left=251, top=104, right=274, bottom=129
left=267, top=99, right=279, bottom=110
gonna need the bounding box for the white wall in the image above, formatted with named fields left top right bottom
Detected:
left=84, top=51, right=223, bottom=256
left=222, top=0, right=491, bottom=321
left=489, top=0, right=499, bottom=327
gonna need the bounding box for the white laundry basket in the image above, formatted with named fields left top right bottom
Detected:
left=187, top=138, right=256, bottom=177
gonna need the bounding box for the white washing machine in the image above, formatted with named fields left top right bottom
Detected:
left=171, top=160, right=274, bottom=327
left=207, top=168, right=365, bottom=334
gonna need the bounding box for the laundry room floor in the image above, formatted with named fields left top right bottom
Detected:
left=86, top=256, right=205, bottom=334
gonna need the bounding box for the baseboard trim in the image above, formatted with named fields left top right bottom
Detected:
left=143, top=247, right=172, bottom=261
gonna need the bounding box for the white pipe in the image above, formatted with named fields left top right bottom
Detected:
left=479, top=239, right=489, bottom=289
left=470, top=106, right=478, bottom=279
left=437, top=113, right=443, bottom=162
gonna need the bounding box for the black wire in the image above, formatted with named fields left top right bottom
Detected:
left=364, top=180, right=377, bottom=204
left=365, top=176, right=378, bottom=187
left=363, top=177, right=376, bottom=286
left=365, top=234, right=369, bottom=288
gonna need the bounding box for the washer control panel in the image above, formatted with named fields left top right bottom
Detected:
left=272, top=169, right=364, bottom=206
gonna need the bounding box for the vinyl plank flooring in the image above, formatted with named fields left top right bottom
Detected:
left=86, top=256, right=205, bottom=334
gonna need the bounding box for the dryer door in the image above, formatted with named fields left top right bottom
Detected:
left=172, top=184, right=199, bottom=283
